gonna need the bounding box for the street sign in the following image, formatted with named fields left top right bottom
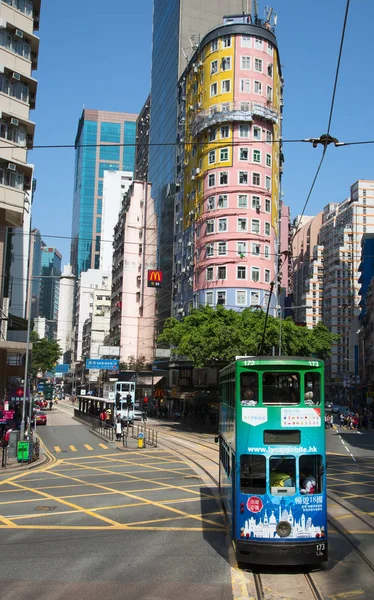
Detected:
left=99, top=346, right=120, bottom=357
left=147, top=270, right=163, bottom=288
left=86, top=359, right=119, bottom=370
left=55, top=364, right=70, bottom=373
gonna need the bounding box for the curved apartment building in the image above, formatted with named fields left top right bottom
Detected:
left=173, top=14, right=283, bottom=317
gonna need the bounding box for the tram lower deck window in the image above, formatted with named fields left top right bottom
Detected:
left=299, top=455, right=323, bottom=494
left=240, top=455, right=266, bottom=494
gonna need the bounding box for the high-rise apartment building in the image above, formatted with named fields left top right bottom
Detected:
left=173, top=13, right=283, bottom=316
left=0, top=0, right=41, bottom=393
left=149, top=0, right=244, bottom=332
left=70, top=109, right=137, bottom=277
left=135, top=96, right=150, bottom=182
left=57, top=264, right=75, bottom=364
left=39, top=245, right=61, bottom=340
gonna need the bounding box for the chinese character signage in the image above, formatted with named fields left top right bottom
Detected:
left=148, top=270, right=163, bottom=287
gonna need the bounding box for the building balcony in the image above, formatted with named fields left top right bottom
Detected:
left=189, top=101, right=279, bottom=136
left=0, top=1, right=40, bottom=35
left=0, top=157, right=32, bottom=226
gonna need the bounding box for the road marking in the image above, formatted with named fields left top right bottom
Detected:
left=327, top=591, right=364, bottom=599
left=98, top=443, right=108, bottom=449
left=54, top=446, right=61, bottom=453
left=0, top=524, right=224, bottom=531
left=69, top=445, right=77, bottom=452
left=84, top=444, right=93, bottom=451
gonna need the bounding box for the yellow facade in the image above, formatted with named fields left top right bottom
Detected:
left=271, top=48, right=282, bottom=235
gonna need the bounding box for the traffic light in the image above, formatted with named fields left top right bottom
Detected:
left=125, top=393, right=132, bottom=408
left=115, top=392, right=121, bottom=409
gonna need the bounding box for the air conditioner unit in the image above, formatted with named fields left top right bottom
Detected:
left=182, top=267, right=186, bottom=273
left=12, top=72, right=21, bottom=81
left=197, top=102, right=202, bottom=108
left=7, top=163, right=16, bottom=171
left=195, top=168, right=201, bottom=175
left=189, top=105, right=195, bottom=111
left=194, top=67, right=198, bottom=73
left=198, top=61, right=203, bottom=67
left=10, top=118, right=19, bottom=126
left=137, top=275, right=141, bottom=282
left=187, top=241, right=192, bottom=247
left=191, top=175, right=196, bottom=180
left=178, top=308, right=183, bottom=313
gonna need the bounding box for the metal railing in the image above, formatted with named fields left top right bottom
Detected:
left=131, top=423, right=158, bottom=448
left=91, top=417, right=114, bottom=441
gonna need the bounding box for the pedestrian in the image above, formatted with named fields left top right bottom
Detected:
left=340, top=413, right=344, bottom=428
left=330, top=413, right=334, bottom=428
left=49, top=400, right=53, bottom=411
left=115, top=418, right=122, bottom=441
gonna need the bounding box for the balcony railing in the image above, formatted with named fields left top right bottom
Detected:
left=189, top=101, right=279, bottom=136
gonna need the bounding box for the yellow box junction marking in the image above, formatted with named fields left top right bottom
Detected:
left=84, top=444, right=93, bottom=451
left=69, top=445, right=77, bottom=452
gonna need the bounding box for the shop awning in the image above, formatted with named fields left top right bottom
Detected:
left=136, top=375, right=164, bottom=386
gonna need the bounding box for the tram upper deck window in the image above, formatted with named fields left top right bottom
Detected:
left=299, top=455, right=323, bottom=494
left=304, top=372, right=321, bottom=405
left=270, top=456, right=296, bottom=496
left=240, top=372, right=259, bottom=406
left=262, top=372, right=300, bottom=405
left=240, top=455, right=266, bottom=494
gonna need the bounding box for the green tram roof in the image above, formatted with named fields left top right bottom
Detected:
left=220, top=356, right=324, bottom=373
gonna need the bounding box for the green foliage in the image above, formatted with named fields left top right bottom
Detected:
left=157, top=305, right=338, bottom=367
left=119, top=355, right=152, bottom=372
left=30, top=331, right=62, bottom=377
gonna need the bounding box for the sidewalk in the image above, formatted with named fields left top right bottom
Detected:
left=1, top=450, right=47, bottom=474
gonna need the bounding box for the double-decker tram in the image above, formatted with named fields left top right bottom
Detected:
left=219, top=356, right=327, bottom=566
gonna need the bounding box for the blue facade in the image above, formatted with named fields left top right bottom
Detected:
left=39, top=246, right=62, bottom=340
left=71, top=111, right=137, bottom=277
left=358, top=234, right=374, bottom=320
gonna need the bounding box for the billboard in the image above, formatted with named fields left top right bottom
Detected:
left=55, top=364, right=70, bottom=373
left=147, top=270, right=163, bottom=287
left=86, top=359, right=119, bottom=371
left=99, top=346, right=120, bottom=357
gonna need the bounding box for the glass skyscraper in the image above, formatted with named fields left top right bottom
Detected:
left=70, top=109, right=137, bottom=277
left=39, top=245, right=62, bottom=340
left=148, top=0, right=243, bottom=332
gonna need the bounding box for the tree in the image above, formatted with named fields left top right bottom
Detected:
left=157, top=305, right=338, bottom=367
left=30, top=331, right=62, bottom=378
left=119, top=355, right=152, bottom=371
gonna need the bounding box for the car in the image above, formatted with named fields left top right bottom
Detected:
left=32, top=410, right=47, bottom=425
left=325, top=401, right=333, bottom=411
left=133, top=410, right=144, bottom=421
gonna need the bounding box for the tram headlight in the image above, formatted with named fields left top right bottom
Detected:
left=276, top=520, right=292, bottom=538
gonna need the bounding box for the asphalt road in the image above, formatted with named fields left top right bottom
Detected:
left=0, top=407, right=232, bottom=600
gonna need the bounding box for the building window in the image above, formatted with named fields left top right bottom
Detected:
left=222, top=56, right=231, bottom=71
left=207, top=196, right=215, bottom=211
left=264, top=269, right=271, bottom=283
left=241, top=56, right=251, bottom=69
left=251, top=291, right=260, bottom=306
left=264, top=222, right=271, bottom=236
left=266, top=130, right=272, bottom=142
left=208, top=150, right=216, bottom=164
left=238, top=194, right=248, bottom=208
left=206, top=267, right=214, bottom=281
left=254, top=38, right=263, bottom=50
left=206, top=243, right=214, bottom=258
left=241, top=35, right=251, bottom=47
left=220, top=125, right=230, bottom=138
left=211, top=39, right=218, bottom=52
left=220, top=148, right=229, bottom=161
left=218, top=218, right=228, bottom=232
left=237, top=241, right=247, bottom=256
left=238, top=218, right=248, bottom=232
left=254, top=58, right=263, bottom=72
left=267, top=63, right=273, bottom=77
left=252, top=172, right=260, bottom=186
left=237, top=266, right=247, bottom=280
left=253, top=149, right=261, bottom=163
left=241, top=101, right=250, bottom=111
left=264, top=245, right=270, bottom=258
left=251, top=219, right=260, bottom=234
left=218, top=194, right=228, bottom=208
left=206, top=291, right=214, bottom=305
left=0, top=120, right=26, bottom=146
left=0, top=74, right=29, bottom=104
left=210, top=83, right=218, bottom=97
left=239, top=171, right=248, bottom=184
left=239, top=124, right=250, bottom=138
left=240, top=79, right=251, bottom=93
left=221, top=102, right=230, bottom=112
left=236, top=290, right=247, bottom=306
left=252, top=267, right=260, bottom=282
left=217, top=290, right=226, bottom=305
left=222, top=79, right=231, bottom=93
left=209, top=128, right=216, bottom=141
left=253, top=126, right=261, bottom=140
left=267, top=42, right=273, bottom=55
left=0, top=30, right=31, bottom=60
left=252, top=196, right=261, bottom=209
left=219, top=172, right=228, bottom=185
left=218, top=241, right=227, bottom=256
left=217, top=266, right=227, bottom=280
left=252, top=243, right=260, bottom=256
left=266, top=176, right=271, bottom=190
left=254, top=81, right=262, bottom=94
left=211, top=60, right=218, bottom=74
left=266, top=153, right=272, bottom=167
left=267, top=86, right=273, bottom=102
left=265, top=198, right=271, bottom=212
left=0, top=163, right=25, bottom=191
left=239, top=147, right=249, bottom=160
left=208, top=173, right=215, bottom=187
left=222, top=36, right=231, bottom=47
left=206, top=219, right=214, bottom=234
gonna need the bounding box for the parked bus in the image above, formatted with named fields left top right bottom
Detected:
left=219, top=356, right=327, bottom=566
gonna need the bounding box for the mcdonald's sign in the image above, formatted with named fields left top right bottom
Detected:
left=148, top=269, right=163, bottom=288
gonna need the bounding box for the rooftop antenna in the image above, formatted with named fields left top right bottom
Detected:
left=254, top=0, right=259, bottom=22
left=273, top=13, right=278, bottom=27
left=267, top=7, right=273, bottom=21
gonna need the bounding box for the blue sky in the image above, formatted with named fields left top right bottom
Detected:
left=31, top=0, right=373, bottom=265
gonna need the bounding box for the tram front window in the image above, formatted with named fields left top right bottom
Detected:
left=270, top=456, right=296, bottom=495
left=304, top=372, right=321, bottom=406
left=240, top=455, right=266, bottom=494
left=240, top=373, right=259, bottom=406
left=299, top=455, right=323, bottom=494
left=263, top=372, right=300, bottom=405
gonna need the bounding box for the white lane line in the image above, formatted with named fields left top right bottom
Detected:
left=338, top=433, right=357, bottom=463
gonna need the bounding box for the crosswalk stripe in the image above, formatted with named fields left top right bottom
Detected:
left=69, top=445, right=77, bottom=452
left=54, top=446, right=61, bottom=453
left=98, top=443, right=108, bottom=449
left=84, top=444, right=93, bottom=450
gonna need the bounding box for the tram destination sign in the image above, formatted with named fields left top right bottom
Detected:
left=86, top=359, right=119, bottom=371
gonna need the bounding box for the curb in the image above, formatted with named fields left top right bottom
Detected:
left=1, top=451, right=48, bottom=475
